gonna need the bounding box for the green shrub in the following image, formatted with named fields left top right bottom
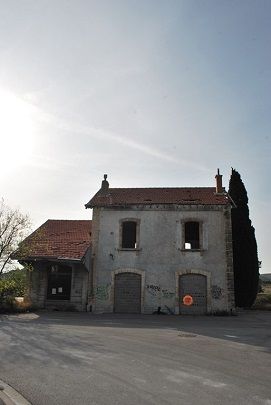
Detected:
left=0, top=269, right=28, bottom=312
left=0, top=279, right=17, bottom=301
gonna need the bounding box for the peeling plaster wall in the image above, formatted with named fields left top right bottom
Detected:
left=92, top=204, right=234, bottom=314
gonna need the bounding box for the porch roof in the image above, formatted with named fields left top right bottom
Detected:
left=15, top=220, right=91, bottom=261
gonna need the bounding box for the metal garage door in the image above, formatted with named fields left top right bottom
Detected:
left=114, top=273, right=141, bottom=313
left=179, top=274, right=207, bottom=314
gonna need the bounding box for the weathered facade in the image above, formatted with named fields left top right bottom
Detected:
left=85, top=171, right=235, bottom=314
left=17, top=220, right=91, bottom=311
left=17, top=170, right=235, bottom=314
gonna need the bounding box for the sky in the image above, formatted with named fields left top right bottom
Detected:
left=0, top=0, right=270, bottom=273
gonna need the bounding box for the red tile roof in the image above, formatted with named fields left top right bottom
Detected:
left=16, top=220, right=91, bottom=261
left=85, top=187, right=230, bottom=208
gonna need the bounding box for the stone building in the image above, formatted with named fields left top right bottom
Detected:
left=18, top=170, right=235, bottom=314
left=17, top=220, right=91, bottom=311
left=85, top=170, right=235, bottom=314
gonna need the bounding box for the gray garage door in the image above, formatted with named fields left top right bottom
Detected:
left=179, top=274, right=207, bottom=314
left=114, top=273, right=141, bottom=313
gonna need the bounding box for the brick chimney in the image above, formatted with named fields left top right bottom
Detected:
left=101, top=174, right=109, bottom=192
left=215, top=169, right=223, bottom=193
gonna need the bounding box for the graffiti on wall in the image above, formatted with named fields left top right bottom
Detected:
left=146, top=284, right=175, bottom=299
left=146, top=284, right=160, bottom=296
left=211, top=285, right=223, bottom=300
left=162, top=290, right=175, bottom=299
left=95, top=284, right=110, bottom=301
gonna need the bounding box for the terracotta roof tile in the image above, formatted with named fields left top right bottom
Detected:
left=17, top=220, right=91, bottom=261
left=85, top=187, right=230, bottom=208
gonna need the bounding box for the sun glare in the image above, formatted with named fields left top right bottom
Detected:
left=0, top=89, right=37, bottom=173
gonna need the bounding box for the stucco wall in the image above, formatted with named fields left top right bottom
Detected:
left=91, top=204, right=234, bottom=314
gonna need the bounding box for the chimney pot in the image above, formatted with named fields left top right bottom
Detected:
left=215, top=169, right=223, bottom=193
left=101, top=174, right=109, bottom=192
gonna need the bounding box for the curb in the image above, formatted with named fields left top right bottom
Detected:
left=0, top=381, right=31, bottom=405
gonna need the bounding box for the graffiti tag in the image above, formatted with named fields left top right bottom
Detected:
left=95, top=284, right=110, bottom=301
left=162, top=290, right=175, bottom=299
left=146, top=285, right=175, bottom=299
left=211, top=285, right=223, bottom=300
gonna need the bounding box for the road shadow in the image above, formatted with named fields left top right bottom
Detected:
left=2, top=309, right=271, bottom=353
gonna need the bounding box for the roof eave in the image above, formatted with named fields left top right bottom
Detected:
left=86, top=202, right=230, bottom=208
left=17, top=256, right=84, bottom=263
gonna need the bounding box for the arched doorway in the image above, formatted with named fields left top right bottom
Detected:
left=179, top=274, right=207, bottom=314
left=114, top=272, right=141, bottom=313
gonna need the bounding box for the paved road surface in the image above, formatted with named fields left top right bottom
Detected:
left=0, top=311, right=271, bottom=405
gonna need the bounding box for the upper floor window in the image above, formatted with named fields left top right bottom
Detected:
left=184, top=221, right=200, bottom=249
left=121, top=220, right=139, bottom=249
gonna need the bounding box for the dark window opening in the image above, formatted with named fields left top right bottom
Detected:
left=47, top=264, right=72, bottom=300
left=122, top=221, right=137, bottom=248
left=185, top=222, right=200, bottom=249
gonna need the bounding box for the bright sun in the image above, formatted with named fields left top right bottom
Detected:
left=0, top=89, right=37, bottom=172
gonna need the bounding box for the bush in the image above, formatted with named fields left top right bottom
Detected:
left=0, top=269, right=28, bottom=313
left=252, top=293, right=271, bottom=310
left=0, top=279, right=17, bottom=303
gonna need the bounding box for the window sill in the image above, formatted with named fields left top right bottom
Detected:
left=46, top=298, right=70, bottom=301
left=179, top=248, right=205, bottom=252
left=117, top=248, right=142, bottom=252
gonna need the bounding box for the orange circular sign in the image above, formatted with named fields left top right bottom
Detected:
left=183, top=295, right=193, bottom=306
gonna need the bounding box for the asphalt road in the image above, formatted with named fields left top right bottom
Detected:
left=0, top=311, right=271, bottom=405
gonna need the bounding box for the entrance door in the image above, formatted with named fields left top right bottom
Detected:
left=114, top=273, right=141, bottom=313
left=47, top=264, right=72, bottom=300
left=179, top=274, right=207, bottom=314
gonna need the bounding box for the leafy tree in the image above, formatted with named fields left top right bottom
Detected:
left=0, top=199, right=31, bottom=274
left=229, top=169, right=259, bottom=307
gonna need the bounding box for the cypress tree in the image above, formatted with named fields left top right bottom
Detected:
left=229, top=169, right=259, bottom=307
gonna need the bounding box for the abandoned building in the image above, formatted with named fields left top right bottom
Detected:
left=18, top=170, right=235, bottom=314
left=17, top=220, right=92, bottom=311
